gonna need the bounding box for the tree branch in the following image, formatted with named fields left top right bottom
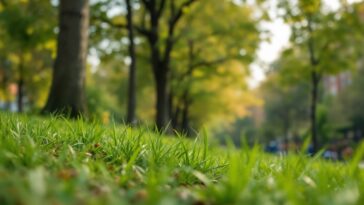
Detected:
left=170, top=0, right=198, bottom=28
left=192, top=57, right=230, bottom=69
left=0, top=0, right=7, bottom=6
left=162, top=0, right=199, bottom=66
left=92, top=15, right=151, bottom=37
left=93, top=15, right=127, bottom=28
left=140, top=0, right=151, bottom=9
left=157, top=0, right=166, bottom=18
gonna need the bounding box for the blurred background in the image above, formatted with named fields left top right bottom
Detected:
left=0, top=0, right=363, bottom=158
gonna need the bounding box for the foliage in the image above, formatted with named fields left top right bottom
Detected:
left=0, top=0, right=56, bottom=109
left=170, top=0, right=262, bottom=131
left=327, top=1, right=364, bottom=133
left=89, top=0, right=263, bottom=132
left=330, top=68, right=364, bottom=133
left=260, top=72, right=310, bottom=142
left=276, top=0, right=357, bottom=82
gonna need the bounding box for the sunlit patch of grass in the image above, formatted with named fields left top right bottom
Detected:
left=0, top=112, right=363, bottom=205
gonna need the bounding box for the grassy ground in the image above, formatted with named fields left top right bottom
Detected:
left=0, top=113, right=363, bottom=205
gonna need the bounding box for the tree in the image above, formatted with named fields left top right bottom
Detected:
left=90, top=0, right=262, bottom=133
left=278, top=0, right=352, bottom=153
left=0, top=0, right=56, bottom=112
left=261, top=61, right=310, bottom=145
left=332, top=68, right=364, bottom=133
left=43, top=0, right=89, bottom=117
left=329, top=1, right=364, bottom=134
left=136, top=0, right=199, bottom=130
left=91, top=0, right=197, bottom=128
left=168, top=0, right=261, bottom=134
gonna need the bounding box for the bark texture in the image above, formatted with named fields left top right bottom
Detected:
left=43, top=0, right=89, bottom=117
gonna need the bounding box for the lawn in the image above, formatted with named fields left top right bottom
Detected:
left=0, top=113, right=363, bottom=205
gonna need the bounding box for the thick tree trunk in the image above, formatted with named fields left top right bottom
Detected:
left=126, top=0, right=137, bottom=124
left=43, top=0, right=89, bottom=118
left=142, top=6, right=163, bottom=129
left=155, top=71, right=169, bottom=130
left=147, top=6, right=169, bottom=130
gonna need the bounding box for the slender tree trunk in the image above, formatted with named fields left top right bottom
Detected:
left=168, top=90, right=177, bottom=128
left=126, top=0, right=137, bottom=124
left=310, top=70, right=320, bottom=153
left=43, top=0, right=89, bottom=118
left=17, top=57, right=24, bottom=113
left=172, top=106, right=181, bottom=129
left=179, top=40, right=195, bottom=135
left=307, top=16, right=321, bottom=154
left=181, top=92, right=190, bottom=135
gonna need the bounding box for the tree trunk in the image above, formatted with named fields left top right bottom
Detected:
left=180, top=40, right=194, bottom=135
left=17, top=57, right=24, bottom=113
left=307, top=15, right=321, bottom=154
left=168, top=90, right=178, bottom=128
left=126, top=0, right=137, bottom=124
left=172, top=106, right=181, bottom=130
left=155, top=70, right=169, bottom=130
left=147, top=5, right=169, bottom=130
left=310, top=70, right=320, bottom=154
left=43, top=0, right=89, bottom=118
left=181, top=93, right=190, bottom=135
left=17, top=77, right=24, bottom=113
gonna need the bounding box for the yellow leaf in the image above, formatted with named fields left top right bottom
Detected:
left=26, top=27, right=34, bottom=35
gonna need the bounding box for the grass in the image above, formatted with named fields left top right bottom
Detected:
left=0, top=113, right=364, bottom=205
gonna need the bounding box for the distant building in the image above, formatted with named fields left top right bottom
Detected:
left=323, top=2, right=364, bottom=96
left=323, top=71, right=352, bottom=96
